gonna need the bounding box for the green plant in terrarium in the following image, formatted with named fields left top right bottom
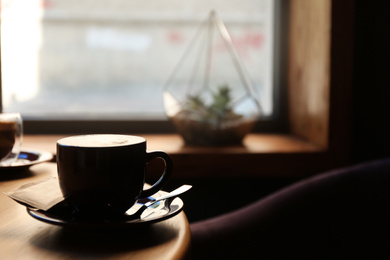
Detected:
left=163, top=11, right=261, bottom=146
left=183, top=84, right=242, bottom=124
left=211, top=84, right=232, bottom=114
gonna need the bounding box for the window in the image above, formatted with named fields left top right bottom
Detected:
left=1, top=0, right=283, bottom=133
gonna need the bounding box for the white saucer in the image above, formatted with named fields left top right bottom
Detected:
left=0, top=150, right=54, bottom=171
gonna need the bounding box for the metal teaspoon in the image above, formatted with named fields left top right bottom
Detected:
left=123, top=184, right=192, bottom=220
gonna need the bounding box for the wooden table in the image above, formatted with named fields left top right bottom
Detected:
left=0, top=162, right=191, bottom=260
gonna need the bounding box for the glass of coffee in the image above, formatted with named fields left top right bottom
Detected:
left=0, top=113, right=23, bottom=166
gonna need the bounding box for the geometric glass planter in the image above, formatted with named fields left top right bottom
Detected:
left=163, top=11, right=262, bottom=146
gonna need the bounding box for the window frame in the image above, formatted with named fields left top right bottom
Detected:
left=1, top=0, right=355, bottom=179
left=0, top=1, right=287, bottom=135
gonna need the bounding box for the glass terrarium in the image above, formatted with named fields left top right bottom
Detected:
left=163, top=11, right=262, bottom=146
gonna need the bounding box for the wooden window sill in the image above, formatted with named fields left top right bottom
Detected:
left=23, top=134, right=336, bottom=179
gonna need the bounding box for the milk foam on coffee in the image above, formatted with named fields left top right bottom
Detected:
left=58, top=134, right=145, bottom=147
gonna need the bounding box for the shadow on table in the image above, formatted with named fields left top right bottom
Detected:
left=30, top=224, right=177, bottom=257
left=0, top=169, right=35, bottom=182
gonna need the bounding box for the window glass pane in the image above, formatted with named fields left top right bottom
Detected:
left=1, top=0, right=274, bottom=119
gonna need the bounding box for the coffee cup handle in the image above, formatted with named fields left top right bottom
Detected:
left=139, top=151, right=173, bottom=198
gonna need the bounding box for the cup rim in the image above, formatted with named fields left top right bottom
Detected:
left=57, top=134, right=146, bottom=148
left=0, top=112, right=22, bottom=122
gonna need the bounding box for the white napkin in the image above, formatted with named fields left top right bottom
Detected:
left=5, top=177, right=64, bottom=211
